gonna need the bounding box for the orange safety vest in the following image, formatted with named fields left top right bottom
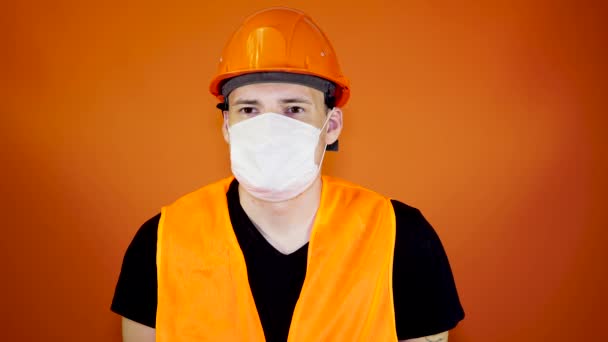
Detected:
left=156, top=176, right=398, bottom=341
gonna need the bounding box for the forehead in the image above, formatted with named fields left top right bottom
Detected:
left=229, top=82, right=324, bottom=103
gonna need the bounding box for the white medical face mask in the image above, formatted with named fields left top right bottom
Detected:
left=228, top=112, right=330, bottom=202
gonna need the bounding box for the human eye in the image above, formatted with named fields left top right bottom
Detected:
left=238, top=107, right=257, bottom=115
left=285, top=106, right=305, bottom=115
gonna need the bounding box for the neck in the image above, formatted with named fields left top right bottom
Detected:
left=238, top=175, right=323, bottom=254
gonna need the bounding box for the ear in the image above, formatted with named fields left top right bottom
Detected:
left=221, top=111, right=230, bottom=144
left=324, top=107, right=343, bottom=145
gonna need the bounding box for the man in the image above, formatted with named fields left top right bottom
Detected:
left=112, top=7, right=464, bottom=342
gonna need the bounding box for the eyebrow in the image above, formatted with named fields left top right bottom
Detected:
left=232, top=97, right=314, bottom=106
left=232, top=99, right=261, bottom=106
left=279, top=97, right=313, bottom=105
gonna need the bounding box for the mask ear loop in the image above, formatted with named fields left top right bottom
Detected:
left=316, top=111, right=333, bottom=167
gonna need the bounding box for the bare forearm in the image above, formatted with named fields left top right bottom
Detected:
left=121, top=317, right=155, bottom=342
left=401, top=331, right=448, bottom=342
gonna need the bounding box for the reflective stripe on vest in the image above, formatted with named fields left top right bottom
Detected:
left=157, top=176, right=397, bottom=341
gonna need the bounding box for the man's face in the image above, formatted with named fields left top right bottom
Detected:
left=222, top=82, right=343, bottom=160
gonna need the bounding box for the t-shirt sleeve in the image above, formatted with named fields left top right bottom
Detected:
left=110, top=213, right=160, bottom=328
left=391, top=200, right=465, bottom=340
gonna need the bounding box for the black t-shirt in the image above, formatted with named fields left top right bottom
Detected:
left=111, top=180, right=464, bottom=340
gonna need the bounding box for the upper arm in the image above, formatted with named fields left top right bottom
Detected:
left=111, top=214, right=160, bottom=328
left=391, top=200, right=464, bottom=339
left=401, top=331, right=449, bottom=342
left=122, top=317, right=156, bottom=342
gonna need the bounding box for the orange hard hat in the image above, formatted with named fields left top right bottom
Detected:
left=209, top=7, right=350, bottom=107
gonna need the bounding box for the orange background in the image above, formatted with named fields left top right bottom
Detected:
left=2, top=0, right=607, bottom=341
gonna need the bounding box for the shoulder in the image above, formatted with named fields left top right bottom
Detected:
left=322, top=176, right=385, bottom=197
left=138, top=213, right=161, bottom=238
left=391, top=199, right=453, bottom=270
left=390, top=199, right=442, bottom=250
left=129, top=213, right=160, bottom=250
left=166, top=177, right=234, bottom=211
left=119, top=214, right=160, bottom=272
left=390, top=199, right=423, bottom=222
left=322, top=176, right=394, bottom=211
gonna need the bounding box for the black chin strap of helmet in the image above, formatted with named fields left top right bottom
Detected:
left=216, top=97, right=229, bottom=111
left=324, top=91, right=336, bottom=110
left=324, top=90, right=339, bottom=151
